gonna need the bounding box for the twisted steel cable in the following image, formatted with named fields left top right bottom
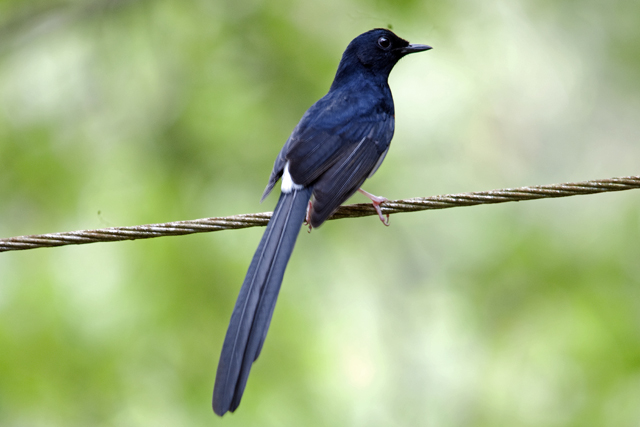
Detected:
left=1, top=175, right=638, bottom=253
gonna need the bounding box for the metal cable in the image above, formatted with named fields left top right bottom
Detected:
left=1, top=175, right=638, bottom=253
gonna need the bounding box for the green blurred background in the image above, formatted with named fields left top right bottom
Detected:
left=1, top=0, right=640, bottom=425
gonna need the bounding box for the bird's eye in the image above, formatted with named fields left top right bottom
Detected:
left=377, top=36, right=391, bottom=49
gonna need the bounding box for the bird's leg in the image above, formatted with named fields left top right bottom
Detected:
left=304, top=200, right=313, bottom=233
left=358, top=188, right=389, bottom=226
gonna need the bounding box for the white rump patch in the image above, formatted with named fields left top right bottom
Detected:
left=281, top=162, right=304, bottom=193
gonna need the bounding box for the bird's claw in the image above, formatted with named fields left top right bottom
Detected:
left=304, top=201, right=313, bottom=233
left=371, top=198, right=390, bottom=226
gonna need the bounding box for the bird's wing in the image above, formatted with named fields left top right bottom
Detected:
left=307, top=132, right=387, bottom=226
left=285, top=93, right=394, bottom=226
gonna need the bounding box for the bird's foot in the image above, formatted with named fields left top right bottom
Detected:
left=358, top=188, right=389, bottom=226
left=304, top=200, right=314, bottom=233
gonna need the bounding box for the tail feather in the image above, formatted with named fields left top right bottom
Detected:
left=213, top=187, right=313, bottom=416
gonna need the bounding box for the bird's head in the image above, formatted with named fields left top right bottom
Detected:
left=344, top=28, right=431, bottom=76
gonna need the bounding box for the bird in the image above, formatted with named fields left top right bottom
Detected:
left=212, top=28, right=431, bottom=416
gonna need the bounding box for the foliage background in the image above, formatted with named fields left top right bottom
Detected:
left=1, top=0, right=640, bottom=426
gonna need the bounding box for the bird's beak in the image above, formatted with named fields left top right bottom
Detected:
left=401, top=44, right=433, bottom=54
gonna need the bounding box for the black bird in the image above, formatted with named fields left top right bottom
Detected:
left=213, top=28, right=431, bottom=416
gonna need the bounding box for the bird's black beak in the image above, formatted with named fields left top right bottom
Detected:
left=401, top=44, right=433, bottom=54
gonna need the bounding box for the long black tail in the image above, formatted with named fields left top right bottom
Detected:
left=213, top=186, right=313, bottom=416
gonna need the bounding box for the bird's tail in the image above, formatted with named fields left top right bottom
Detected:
left=213, top=186, right=313, bottom=416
